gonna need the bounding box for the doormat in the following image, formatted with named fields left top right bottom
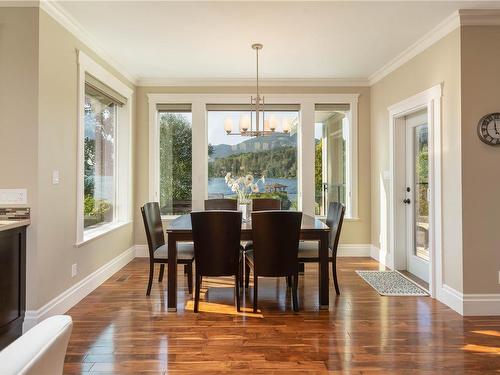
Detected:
left=356, top=270, right=429, bottom=296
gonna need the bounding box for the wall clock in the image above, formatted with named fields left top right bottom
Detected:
left=477, top=113, right=500, bottom=146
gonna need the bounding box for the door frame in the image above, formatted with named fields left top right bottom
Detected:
left=387, top=84, right=442, bottom=298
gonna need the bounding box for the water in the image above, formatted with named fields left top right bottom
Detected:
left=208, top=177, right=298, bottom=203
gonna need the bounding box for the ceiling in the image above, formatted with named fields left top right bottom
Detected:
left=54, top=1, right=499, bottom=84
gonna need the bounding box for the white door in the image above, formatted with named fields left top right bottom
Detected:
left=404, top=110, right=429, bottom=283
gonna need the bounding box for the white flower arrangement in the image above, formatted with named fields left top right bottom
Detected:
left=225, top=172, right=265, bottom=203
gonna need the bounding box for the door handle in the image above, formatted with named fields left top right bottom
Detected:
left=403, top=198, right=411, bottom=205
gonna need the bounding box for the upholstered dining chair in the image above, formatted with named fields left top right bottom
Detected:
left=245, top=211, right=302, bottom=312
left=242, top=198, right=282, bottom=287
left=204, top=199, right=237, bottom=210
left=191, top=210, right=242, bottom=312
left=251, top=198, right=281, bottom=212
left=141, top=202, right=194, bottom=296
left=298, top=202, right=345, bottom=295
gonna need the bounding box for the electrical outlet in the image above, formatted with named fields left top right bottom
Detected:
left=71, top=263, right=77, bottom=278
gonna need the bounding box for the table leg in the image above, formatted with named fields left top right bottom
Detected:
left=167, top=235, right=178, bottom=312
left=319, top=232, right=329, bottom=309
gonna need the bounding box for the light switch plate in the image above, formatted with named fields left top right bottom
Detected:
left=52, top=170, right=60, bottom=185
left=0, top=189, right=27, bottom=205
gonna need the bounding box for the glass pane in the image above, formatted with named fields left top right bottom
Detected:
left=314, top=108, right=350, bottom=216
left=414, top=124, right=429, bottom=261
left=207, top=110, right=299, bottom=210
left=159, top=112, right=193, bottom=215
left=84, top=87, right=116, bottom=229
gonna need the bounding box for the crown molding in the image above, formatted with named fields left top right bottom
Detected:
left=39, top=0, right=138, bottom=85
left=137, top=77, right=370, bottom=87
left=459, top=9, right=500, bottom=26
left=369, top=10, right=460, bottom=86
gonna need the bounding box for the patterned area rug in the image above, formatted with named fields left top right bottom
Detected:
left=356, top=270, right=429, bottom=296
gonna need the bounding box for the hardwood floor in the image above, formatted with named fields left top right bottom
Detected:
left=64, top=258, right=500, bottom=374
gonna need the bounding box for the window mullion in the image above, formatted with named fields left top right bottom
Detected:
left=191, top=101, right=206, bottom=211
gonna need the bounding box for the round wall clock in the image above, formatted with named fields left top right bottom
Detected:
left=478, top=113, right=500, bottom=146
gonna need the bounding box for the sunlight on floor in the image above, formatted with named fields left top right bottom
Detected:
left=471, top=330, right=500, bottom=338
left=184, top=300, right=263, bottom=318
left=462, top=344, right=500, bottom=355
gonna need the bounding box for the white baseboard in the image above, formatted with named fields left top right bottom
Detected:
left=337, top=244, right=371, bottom=257
left=439, top=284, right=464, bottom=315
left=135, top=244, right=149, bottom=257
left=438, top=284, right=500, bottom=316
left=23, top=246, right=136, bottom=332
left=136, top=243, right=371, bottom=257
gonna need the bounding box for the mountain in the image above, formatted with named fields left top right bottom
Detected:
left=210, top=132, right=298, bottom=160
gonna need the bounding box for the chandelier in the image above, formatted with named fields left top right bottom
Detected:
left=224, top=43, right=290, bottom=137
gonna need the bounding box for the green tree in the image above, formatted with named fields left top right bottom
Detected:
left=159, top=113, right=192, bottom=214
left=314, top=140, right=322, bottom=214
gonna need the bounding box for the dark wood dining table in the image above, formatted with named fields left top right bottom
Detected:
left=166, top=213, right=330, bottom=311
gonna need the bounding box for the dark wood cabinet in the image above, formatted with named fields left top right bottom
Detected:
left=0, top=226, right=26, bottom=349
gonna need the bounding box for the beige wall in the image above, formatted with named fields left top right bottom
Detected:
left=134, top=86, right=371, bottom=247
left=0, top=7, right=40, bottom=309
left=370, top=30, right=463, bottom=292
left=34, top=9, right=136, bottom=308
left=0, top=9, right=136, bottom=310
left=460, top=25, right=500, bottom=294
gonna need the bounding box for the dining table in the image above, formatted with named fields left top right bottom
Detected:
left=166, top=213, right=330, bottom=311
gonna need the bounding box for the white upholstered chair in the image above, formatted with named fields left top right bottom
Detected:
left=0, top=315, right=73, bottom=375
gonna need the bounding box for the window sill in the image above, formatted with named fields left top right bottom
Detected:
left=76, top=220, right=132, bottom=247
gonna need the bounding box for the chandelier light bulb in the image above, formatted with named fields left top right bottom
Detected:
left=269, top=116, right=277, bottom=132
left=264, top=119, right=270, bottom=132
left=224, top=117, right=233, bottom=134
left=240, top=116, right=250, bottom=132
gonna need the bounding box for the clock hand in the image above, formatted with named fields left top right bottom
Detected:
left=495, top=119, right=500, bottom=135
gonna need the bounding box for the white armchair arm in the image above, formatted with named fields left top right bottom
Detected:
left=0, top=315, right=73, bottom=375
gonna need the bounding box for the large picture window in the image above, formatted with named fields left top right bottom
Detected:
left=77, top=51, right=132, bottom=245
left=83, top=85, right=117, bottom=228
left=207, top=106, right=299, bottom=210
left=157, top=105, right=192, bottom=215
left=314, top=104, right=351, bottom=216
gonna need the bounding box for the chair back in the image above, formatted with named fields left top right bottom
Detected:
left=141, top=202, right=165, bottom=258
left=326, top=202, right=345, bottom=254
left=252, top=198, right=281, bottom=211
left=0, top=315, right=73, bottom=375
left=251, top=211, right=302, bottom=277
left=191, top=211, right=242, bottom=276
left=204, top=199, right=237, bottom=210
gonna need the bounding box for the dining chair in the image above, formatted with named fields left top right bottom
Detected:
left=141, top=202, right=194, bottom=296
left=297, top=202, right=345, bottom=295
left=191, top=210, right=243, bottom=312
left=245, top=211, right=302, bottom=312
left=251, top=198, right=281, bottom=211
left=242, top=198, right=282, bottom=286
left=204, top=199, right=237, bottom=210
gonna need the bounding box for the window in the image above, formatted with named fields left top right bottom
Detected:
left=157, top=105, right=192, bottom=215
left=83, top=85, right=117, bottom=228
left=77, top=51, right=132, bottom=244
left=314, top=104, right=351, bottom=217
left=207, top=105, right=299, bottom=210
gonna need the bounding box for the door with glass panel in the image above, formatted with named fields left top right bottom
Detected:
left=404, top=110, right=429, bottom=283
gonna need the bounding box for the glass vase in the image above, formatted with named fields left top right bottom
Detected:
left=238, top=197, right=252, bottom=223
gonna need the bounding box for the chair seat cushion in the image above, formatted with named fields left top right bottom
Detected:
left=298, top=241, right=332, bottom=258
left=155, top=243, right=194, bottom=260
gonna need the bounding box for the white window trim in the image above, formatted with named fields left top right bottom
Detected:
left=76, top=50, right=133, bottom=245
left=148, top=93, right=359, bottom=219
